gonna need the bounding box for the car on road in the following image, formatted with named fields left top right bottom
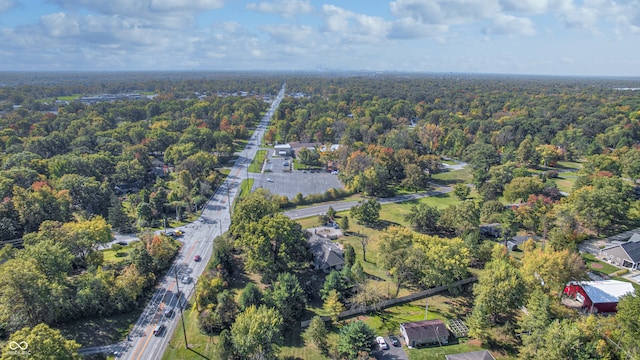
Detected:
left=389, top=335, right=400, bottom=347
left=194, top=255, right=201, bottom=262
left=376, top=336, right=389, bottom=350
left=116, top=241, right=128, bottom=246
left=164, top=308, right=174, bottom=317
left=153, top=324, right=166, bottom=336
left=267, top=178, right=273, bottom=182
left=181, top=276, right=191, bottom=284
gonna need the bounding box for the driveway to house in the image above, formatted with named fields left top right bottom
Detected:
left=373, top=337, right=409, bottom=360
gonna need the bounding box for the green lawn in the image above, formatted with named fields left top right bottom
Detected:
left=102, top=247, right=132, bottom=264
left=431, top=168, right=472, bottom=185
left=248, top=150, right=267, bottom=173
left=380, top=193, right=460, bottom=227
left=548, top=171, right=577, bottom=193
left=555, top=160, right=583, bottom=170
left=582, top=253, right=619, bottom=275
left=162, top=306, right=219, bottom=360
left=238, top=178, right=254, bottom=199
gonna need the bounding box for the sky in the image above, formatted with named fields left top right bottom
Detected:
left=0, top=0, right=639, bottom=76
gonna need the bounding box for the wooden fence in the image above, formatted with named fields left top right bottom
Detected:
left=301, top=276, right=478, bottom=328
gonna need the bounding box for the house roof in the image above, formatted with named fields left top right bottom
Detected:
left=401, top=320, right=449, bottom=342
left=445, top=350, right=496, bottom=360
left=308, top=235, right=344, bottom=269
left=572, top=280, right=635, bottom=304
left=628, top=233, right=640, bottom=243
left=620, top=241, right=640, bottom=263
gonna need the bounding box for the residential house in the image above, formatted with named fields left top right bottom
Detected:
left=563, top=280, right=635, bottom=313
left=400, top=320, right=449, bottom=348
left=506, top=235, right=533, bottom=251
left=307, top=233, right=344, bottom=273
left=600, top=234, right=640, bottom=270
left=445, top=350, right=496, bottom=360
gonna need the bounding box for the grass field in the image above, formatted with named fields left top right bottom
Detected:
left=582, top=253, right=619, bottom=275
left=431, top=168, right=472, bottom=185
left=555, top=160, right=583, bottom=170
left=102, top=246, right=132, bottom=264
left=237, top=178, right=254, bottom=199
left=548, top=171, right=577, bottom=193
left=248, top=150, right=267, bottom=173
left=162, top=306, right=219, bottom=360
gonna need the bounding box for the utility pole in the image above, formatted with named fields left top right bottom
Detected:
left=174, top=268, right=189, bottom=348
left=425, top=297, right=429, bottom=320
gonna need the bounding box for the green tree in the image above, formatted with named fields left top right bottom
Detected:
left=321, top=270, right=347, bottom=301
left=231, top=305, right=283, bottom=360
left=438, top=201, right=480, bottom=236
left=212, top=329, right=234, bottom=360
left=266, top=272, right=306, bottom=323
left=350, top=199, right=380, bottom=225
left=453, top=183, right=471, bottom=201
left=19, top=239, right=74, bottom=280
left=339, top=215, right=350, bottom=233
left=503, top=177, right=544, bottom=203
left=405, top=203, right=440, bottom=233
left=304, top=316, right=328, bottom=354
left=326, top=206, right=336, bottom=219
left=614, top=293, right=640, bottom=358
left=518, top=289, right=552, bottom=335
left=238, top=282, right=263, bottom=311
left=238, top=213, right=309, bottom=274
left=401, top=163, right=428, bottom=191
left=230, top=188, right=279, bottom=237
left=2, top=323, right=81, bottom=360
left=337, top=320, right=375, bottom=359
left=472, top=258, right=525, bottom=323
left=324, top=289, right=345, bottom=323
left=343, top=244, right=356, bottom=268
left=516, top=137, right=539, bottom=167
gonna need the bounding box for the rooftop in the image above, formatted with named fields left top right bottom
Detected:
left=572, top=280, right=635, bottom=304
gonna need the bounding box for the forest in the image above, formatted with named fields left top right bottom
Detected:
left=1, top=72, right=640, bottom=359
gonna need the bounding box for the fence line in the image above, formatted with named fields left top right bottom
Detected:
left=301, top=276, right=478, bottom=328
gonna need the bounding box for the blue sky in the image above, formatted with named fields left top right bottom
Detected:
left=0, top=0, right=639, bottom=76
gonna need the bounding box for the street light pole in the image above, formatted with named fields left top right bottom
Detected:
left=173, top=268, right=189, bottom=348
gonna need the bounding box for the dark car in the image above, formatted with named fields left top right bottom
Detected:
left=164, top=308, right=174, bottom=317
left=194, top=255, right=201, bottom=262
left=153, top=324, right=165, bottom=336
left=389, top=335, right=400, bottom=347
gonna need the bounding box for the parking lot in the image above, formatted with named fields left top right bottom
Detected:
left=251, top=152, right=344, bottom=199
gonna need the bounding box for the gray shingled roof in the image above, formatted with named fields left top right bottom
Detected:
left=401, top=320, right=449, bottom=343
left=445, top=350, right=496, bottom=360
left=620, top=241, right=640, bottom=263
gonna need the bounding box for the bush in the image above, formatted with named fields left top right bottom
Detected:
left=546, top=170, right=559, bottom=178
left=612, top=269, right=629, bottom=276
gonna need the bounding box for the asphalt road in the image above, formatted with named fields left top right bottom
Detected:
left=110, top=84, right=286, bottom=360
left=283, top=184, right=453, bottom=220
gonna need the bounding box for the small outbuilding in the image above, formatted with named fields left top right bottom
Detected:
left=445, top=350, right=496, bottom=360
left=400, top=319, right=449, bottom=348
left=563, top=280, right=635, bottom=313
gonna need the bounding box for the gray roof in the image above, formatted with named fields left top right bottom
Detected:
left=401, top=320, right=449, bottom=342
left=308, top=235, right=344, bottom=269
left=628, top=233, right=640, bottom=243
left=620, top=241, right=640, bottom=263
left=446, top=350, right=496, bottom=360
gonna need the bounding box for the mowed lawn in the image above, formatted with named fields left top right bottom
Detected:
left=248, top=149, right=267, bottom=173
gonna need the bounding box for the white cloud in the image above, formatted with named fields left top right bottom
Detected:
left=483, top=14, right=536, bottom=36
left=261, top=24, right=315, bottom=44
left=389, top=16, right=449, bottom=39
left=245, top=0, right=313, bottom=18
left=0, top=0, right=17, bottom=13
left=321, top=4, right=390, bottom=40
left=390, top=0, right=501, bottom=25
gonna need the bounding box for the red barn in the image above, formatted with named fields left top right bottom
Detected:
left=564, top=280, right=635, bottom=313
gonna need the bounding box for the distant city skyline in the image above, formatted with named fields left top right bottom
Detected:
left=0, top=0, right=639, bottom=76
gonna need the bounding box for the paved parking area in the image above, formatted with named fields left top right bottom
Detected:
left=373, top=336, right=409, bottom=360
left=251, top=152, right=344, bottom=199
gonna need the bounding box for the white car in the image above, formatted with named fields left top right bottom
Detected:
left=267, top=178, right=274, bottom=182
left=376, top=336, right=389, bottom=350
